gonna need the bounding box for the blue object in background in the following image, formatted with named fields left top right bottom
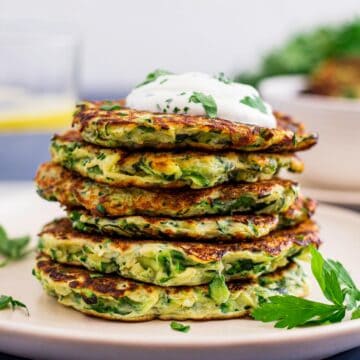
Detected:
left=0, top=133, right=52, bottom=180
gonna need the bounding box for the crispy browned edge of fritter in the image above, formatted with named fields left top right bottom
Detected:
left=52, top=129, right=305, bottom=163
left=71, top=209, right=280, bottom=231
left=39, top=218, right=320, bottom=262
left=35, top=253, right=307, bottom=321
left=283, top=196, right=317, bottom=220
left=72, top=100, right=318, bottom=152
left=35, top=162, right=299, bottom=218
left=68, top=195, right=316, bottom=242
left=71, top=193, right=315, bottom=227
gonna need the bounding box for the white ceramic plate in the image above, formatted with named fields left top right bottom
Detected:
left=0, top=183, right=359, bottom=360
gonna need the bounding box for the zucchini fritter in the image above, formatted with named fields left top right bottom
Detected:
left=36, top=163, right=299, bottom=218
left=38, top=218, right=320, bottom=286
left=34, top=254, right=307, bottom=321
left=73, top=101, right=317, bottom=152
left=68, top=197, right=316, bottom=241
left=51, top=131, right=304, bottom=189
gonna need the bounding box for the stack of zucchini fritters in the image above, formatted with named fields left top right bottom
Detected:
left=34, top=102, right=319, bottom=321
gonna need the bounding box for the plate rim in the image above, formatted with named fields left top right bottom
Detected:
left=0, top=315, right=359, bottom=348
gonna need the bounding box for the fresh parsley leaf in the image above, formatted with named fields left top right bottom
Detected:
left=351, top=307, right=360, bottom=320
left=136, top=69, right=172, bottom=87
left=215, top=72, right=231, bottom=84
left=323, top=269, right=345, bottom=306
left=189, top=92, right=217, bottom=118
left=209, top=274, right=230, bottom=305
left=310, top=246, right=326, bottom=293
left=327, top=259, right=358, bottom=290
left=240, top=95, right=268, bottom=114
left=326, top=259, right=360, bottom=309
left=310, top=246, right=344, bottom=306
left=170, top=321, right=190, bottom=333
left=252, top=247, right=359, bottom=329
left=310, top=247, right=359, bottom=308
left=0, top=225, right=31, bottom=267
left=100, top=103, right=122, bottom=111
left=252, top=295, right=344, bottom=329
left=0, top=295, right=29, bottom=316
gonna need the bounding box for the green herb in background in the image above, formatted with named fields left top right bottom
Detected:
left=215, top=72, right=232, bottom=84
left=189, top=92, right=218, bottom=118
left=236, top=18, right=360, bottom=87
left=170, top=321, right=190, bottom=333
left=136, top=69, right=173, bottom=87
left=252, top=247, right=360, bottom=328
left=0, top=225, right=31, bottom=267
left=0, top=295, right=29, bottom=316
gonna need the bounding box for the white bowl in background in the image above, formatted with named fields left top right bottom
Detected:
left=259, top=75, right=360, bottom=191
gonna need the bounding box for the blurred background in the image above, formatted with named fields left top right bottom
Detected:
left=1, top=0, right=360, bottom=203
left=1, top=0, right=359, bottom=96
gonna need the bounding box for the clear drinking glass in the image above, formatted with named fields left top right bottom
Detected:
left=0, top=20, right=80, bottom=180
left=0, top=19, right=80, bottom=131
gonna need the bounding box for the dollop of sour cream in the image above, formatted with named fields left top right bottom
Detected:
left=126, top=72, right=276, bottom=128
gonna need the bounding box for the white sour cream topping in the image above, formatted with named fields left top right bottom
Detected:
left=126, top=72, right=276, bottom=128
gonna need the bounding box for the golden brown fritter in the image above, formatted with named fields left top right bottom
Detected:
left=67, top=196, right=315, bottom=241
left=38, top=218, right=320, bottom=286
left=50, top=130, right=304, bottom=189
left=34, top=253, right=308, bottom=321
left=73, top=100, right=317, bottom=152
left=35, top=162, right=300, bottom=217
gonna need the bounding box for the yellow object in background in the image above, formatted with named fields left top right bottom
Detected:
left=0, top=86, right=75, bottom=132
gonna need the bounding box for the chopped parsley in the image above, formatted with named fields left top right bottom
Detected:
left=96, top=204, right=106, bottom=215
left=189, top=92, right=217, bottom=118
left=240, top=95, right=268, bottom=114
left=136, top=69, right=172, bottom=87
left=215, top=72, right=231, bottom=84
left=100, top=103, right=122, bottom=111
left=252, top=247, right=360, bottom=329
left=0, top=225, right=31, bottom=267
left=0, top=295, right=29, bottom=316
left=170, top=321, right=190, bottom=333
